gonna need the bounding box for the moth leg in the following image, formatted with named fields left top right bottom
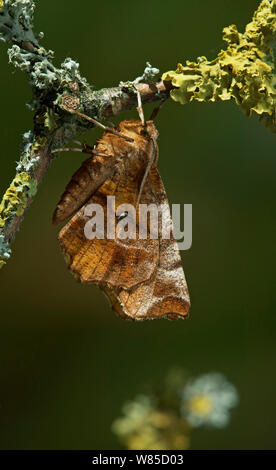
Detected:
left=153, top=139, right=159, bottom=165
left=149, top=97, right=168, bottom=121
left=52, top=139, right=85, bottom=155
left=135, top=86, right=145, bottom=126
left=102, top=119, right=115, bottom=128
left=52, top=140, right=109, bottom=157
left=73, top=111, right=134, bottom=143
left=51, top=147, right=83, bottom=154
left=80, top=142, right=110, bottom=157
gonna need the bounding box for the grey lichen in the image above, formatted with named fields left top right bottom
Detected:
left=118, top=62, right=161, bottom=107
left=0, top=0, right=38, bottom=45
left=0, top=234, right=11, bottom=263
left=16, top=129, right=53, bottom=174
left=8, top=45, right=90, bottom=109
left=55, top=58, right=91, bottom=96
left=85, top=87, right=128, bottom=118
left=16, top=130, right=39, bottom=172
left=2, top=0, right=90, bottom=112
left=133, top=62, right=160, bottom=85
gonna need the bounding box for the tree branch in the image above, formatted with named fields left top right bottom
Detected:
left=0, top=1, right=170, bottom=268
left=1, top=0, right=276, bottom=268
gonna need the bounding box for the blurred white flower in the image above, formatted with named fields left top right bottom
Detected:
left=181, top=373, right=239, bottom=428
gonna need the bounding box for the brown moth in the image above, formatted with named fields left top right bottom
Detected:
left=53, top=120, right=190, bottom=320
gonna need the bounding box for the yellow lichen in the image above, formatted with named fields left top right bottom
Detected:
left=162, top=0, right=276, bottom=132
left=32, top=135, right=47, bottom=152
left=44, top=107, right=59, bottom=131
left=0, top=172, right=37, bottom=228
left=35, top=105, right=59, bottom=131
left=0, top=260, right=6, bottom=269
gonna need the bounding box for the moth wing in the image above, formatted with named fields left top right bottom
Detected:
left=102, top=166, right=190, bottom=320
left=53, top=134, right=120, bottom=224
left=58, top=167, right=159, bottom=289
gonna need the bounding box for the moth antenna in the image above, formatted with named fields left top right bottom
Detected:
left=136, top=141, right=158, bottom=209
left=51, top=147, right=83, bottom=154
left=135, top=87, right=145, bottom=126
left=149, top=97, right=168, bottom=121
left=73, top=111, right=134, bottom=143
left=103, top=119, right=116, bottom=128
left=93, top=152, right=111, bottom=157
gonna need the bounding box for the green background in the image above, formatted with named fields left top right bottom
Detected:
left=0, top=0, right=275, bottom=449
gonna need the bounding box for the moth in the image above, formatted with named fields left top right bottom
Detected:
left=53, top=116, right=190, bottom=320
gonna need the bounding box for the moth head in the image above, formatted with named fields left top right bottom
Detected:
left=118, top=120, right=158, bottom=142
